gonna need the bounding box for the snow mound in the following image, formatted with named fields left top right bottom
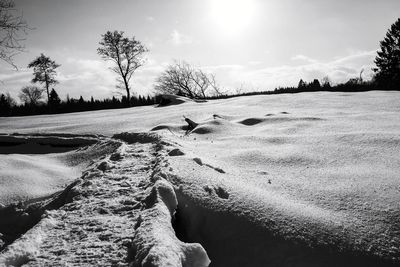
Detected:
left=151, top=124, right=188, bottom=134
left=157, top=94, right=194, bottom=107
left=152, top=117, right=237, bottom=136
left=131, top=179, right=210, bottom=267
left=237, top=116, right=323, bottom=126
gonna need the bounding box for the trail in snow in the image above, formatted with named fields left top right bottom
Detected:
left=0, top=134, right=210, bottom=267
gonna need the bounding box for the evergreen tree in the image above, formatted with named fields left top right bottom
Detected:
left=0, top=94, right=11, bottom=115
left=311, top=79, right=321, bottom=91
left=28, top=54, right=60, bottom=103
left=374, top=18, right=400, bottom=89
left=298, top=79, right=306, bottom=89
left=49, top=88, right=61, bottom=107
left=78, top=96, right=84, bottom=106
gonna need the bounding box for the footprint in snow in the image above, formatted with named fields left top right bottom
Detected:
left=204, top=185, right=229, bottom=199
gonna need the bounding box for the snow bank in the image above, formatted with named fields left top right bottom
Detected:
left=0, top=133, right=99, bottom=148
left=130, top=179, right=210, bottom=267
left=157, top=94, right=196, bottom=107
left=0, top=215, right=57, bottom=266
left=0, top=135, right=118, bottom=205
left=0, top=154, right=79, bottom=205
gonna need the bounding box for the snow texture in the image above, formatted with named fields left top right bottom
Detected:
left=0, top=136, right=210, bottom=266
left=0, top=134, right=118, bottom=205
left=1, top=91, right=400, bottom=266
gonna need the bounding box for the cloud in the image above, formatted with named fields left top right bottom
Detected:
left=146, top=16, right=155, bottom=22
left=200, top=50, right=377, bottom=92
left=0, top=56, right=160, bottom=102
left=0, top=69, right=30, bottom=83
left=291, top=54, right=318, bottom=64
left=248, top=61, right=263, bottom=66
left=1, top=50, right=378, bottom=102
left=169, top=30, right=193, bottom=46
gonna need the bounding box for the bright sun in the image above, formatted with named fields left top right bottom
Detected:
left=210, top=0, right=256, bottom=34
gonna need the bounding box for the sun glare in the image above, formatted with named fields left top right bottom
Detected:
left=210, top=0, right=256, bottom=34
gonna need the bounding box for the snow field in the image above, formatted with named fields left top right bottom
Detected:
left=1, top=91, right=400, bottom=266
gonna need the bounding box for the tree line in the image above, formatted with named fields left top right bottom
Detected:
left=0, top=92, right=162, bottom=116
left=204, top=76, right=380, bottom=100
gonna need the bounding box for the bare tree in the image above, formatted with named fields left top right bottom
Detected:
left=28, top=53, right=60, bottom=104
left=97, top=31, right=148, bottom=105
left=18, top=85, right=44, bottom=105
left=154, top=61, right=222, bottom=99
left=0, top=0, right=29, bottom=68
left=321, top=76, right=331, bottom=88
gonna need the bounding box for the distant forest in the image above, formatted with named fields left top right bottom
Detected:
left=0, top=92, right=163, bottom=116
left=205, top=76, right=393, bottom=100
left=0, top=77, right=395, bottom=117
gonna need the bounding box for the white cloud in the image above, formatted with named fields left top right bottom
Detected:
left=200, top=50, right=377, bottom=93
left=169, top=30, right=193, bottom=46
left=0, top=50, right=378, bottom=102
left=248, top=61, right=263, bottom=66
left=146, top=16, right=155, bottom=22
left=291, top=54, right=318, bottom=64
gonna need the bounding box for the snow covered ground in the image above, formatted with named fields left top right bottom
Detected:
left=0, top=91, right=399, bottom=266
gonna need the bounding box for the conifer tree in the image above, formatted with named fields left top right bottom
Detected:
left=49, top=88, right=61, bottom=106
left=374, top=18, right=400, bottom=88
left=28, top=54, right=60, bottom=103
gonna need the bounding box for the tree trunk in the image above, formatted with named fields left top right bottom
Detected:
left=124, top=78, right=130, bottom=106
left=45, top=76, right=50, bottom=104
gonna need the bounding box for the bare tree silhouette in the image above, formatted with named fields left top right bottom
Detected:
left=154, top=60, right=222, bottom=99
left=97, top=31, right=148, bottom=105
left=18, top=85, right=44, bottom=105
left=0, top=0, right=30, bottom=68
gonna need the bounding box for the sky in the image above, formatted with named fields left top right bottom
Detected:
left=1, top=0, right=399, bottom=101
